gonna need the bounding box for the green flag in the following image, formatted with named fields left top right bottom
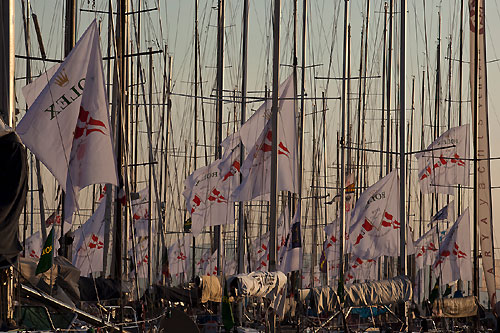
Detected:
left=36, top=228, right=54, bottom=275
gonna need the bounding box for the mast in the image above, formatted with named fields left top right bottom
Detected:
left=269, top=0, right=281, bottom=329
left=192, top=0, right=199, bottom=280
left=398, top=0, right=407, bottom=277
left=380, top=2, right=387, bottom=178
left=339, top=0, right=350, bottom=300
left=0, top=0, right=15, bottom=127
left=237, top=0, right=249, bottom=274
left=215, top=0, right=225, bottom=275
left=60, top=0, right=76, bottom=260
left=385, top=0, right=393, bottom=174
left=148, top=48, right=153, bottom=287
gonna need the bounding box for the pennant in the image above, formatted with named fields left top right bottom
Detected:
left=72, top=199, right=106, bottom=276
left=432, top=208, right=472, bottom=286
left=431, top=201, right=454, bottom=224
left=18, top=20, right=118, bottom=225
left=416, top=125, right=470, bottom=195
left=36, top=228, right=54, bottom=275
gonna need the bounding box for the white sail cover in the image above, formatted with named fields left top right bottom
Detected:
left=183, top=152, right=240, bottom=236
left=72, top=199, right=106, bottom=276
left=416, top=125, right=469, bottom=195
left=18, top=21, right=118, bottom=226
left=432, top=208, right=472, bottom=286
left=24, top=232, right=42, bottom=260
left=230, top=75, right=298, bottom=201
left=469, top=0, right=496, bottom=307
left=415, top=226, right=440, bottom=271
left=347, top=170, right=402, bottom=259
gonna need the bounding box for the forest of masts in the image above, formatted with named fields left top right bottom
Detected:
left=13, top=0, right=499, bottom=301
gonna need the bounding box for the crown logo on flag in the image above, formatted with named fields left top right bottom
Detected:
left=54, top=70, right=69, bottom=87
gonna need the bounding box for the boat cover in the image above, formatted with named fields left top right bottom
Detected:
left=344, top=275, right=412, bottom=307
left=79, top=276, right=121, bottom=301
left=227, top=271, right=287, bottom=299
left=198, top=275, right=223, bottom=303
left=0, top=127, right=27, bottom=267
left=295, top=287, right=338, bottom=314
left=19, top=256, right=80, bottom=302
left=432, top=296, right=478, bottom=318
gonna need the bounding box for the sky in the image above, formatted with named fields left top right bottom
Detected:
left=12, top=0, right=500, bottom=288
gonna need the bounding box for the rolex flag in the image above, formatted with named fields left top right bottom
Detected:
left=17, top=20, right=118, bottom=225
left=72, top=198, right=106, bottom=276
left=347, top=170, right=401, bottom=259
left=230, top=75, right=298, bottom=201
left=414, top=226, right=440, bottom=271
left=416, top=125, right=469, bottom=195
left=432, top=208, right=472, bottom=285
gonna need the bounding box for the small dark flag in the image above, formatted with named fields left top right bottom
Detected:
left=35, top=228, right=54, bottom=275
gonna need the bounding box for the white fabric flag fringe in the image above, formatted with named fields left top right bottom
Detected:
left=18, top=20, right=118, bottom=226
left=72, top=199, right=106, bottom=276
left=416, top=125, right=470, bottom=195
left=432, top=208, right=472, bottom=286
left=230, top=75, right=298, bottom=201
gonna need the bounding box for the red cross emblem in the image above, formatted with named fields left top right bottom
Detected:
left=74, top=106, right=106, bottom=139
left=354, top=219, right=374, bottom=245
left=191, top=195, right=201, bottom=213
left=177, top=251, right=187, bottom=261
left=29, top=250, right=39, bottom=259
left=88, top=234, right=104, bottom=249
left=381, top=211, right=400, bottom=229
left=207, top=188, right=227, bottom=203
left=222, top=161, right=241, bottom=181
left=259, top=130, right=291, bottom=157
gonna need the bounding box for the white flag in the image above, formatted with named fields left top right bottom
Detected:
left=18, top=20, right=118, bottom=224
left=203, top=250, right=219, bottom=276
left=131, top=187, right=150, bottom=238
left=183, top=154, right=240, bottom=236
left=323, top=220, right=340, bottom=260
left=414, top=226, right=440, bottom=271
left=130, top=238, right=149, bottom=279
left=280, top=204, right=303, bottom=273
left=254, top=208, right=289, bottom=271
left=347, top=170, right=402, bottom=259
left=230, top=76, right=298, bottom=201
left=432, top=208, right=472, bottom=286
left=168, top=235, right=192, bottom=278
left=344, top=257, right=378, bottom=285
left=416, top=125, right=470, bottom=195
left=24, top=232, right=42, bottom=260
left=72, top=199, right=106, bottom=276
